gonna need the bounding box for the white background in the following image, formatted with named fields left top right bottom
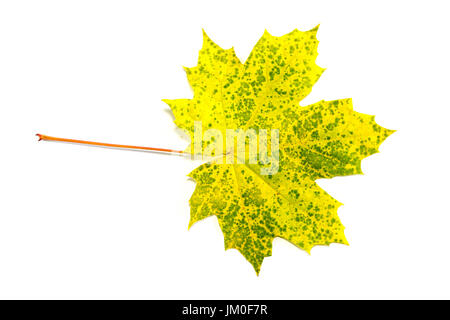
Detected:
left=1, top=0, right=449, bottom=299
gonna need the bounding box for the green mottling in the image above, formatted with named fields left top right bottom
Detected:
left=163, top=27, right=394, bottom=275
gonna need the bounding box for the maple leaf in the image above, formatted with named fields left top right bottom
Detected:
left=163, top=26, right=394, bottom=274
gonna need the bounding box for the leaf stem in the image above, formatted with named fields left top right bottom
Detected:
left=36, top=134, right=185, bottom=155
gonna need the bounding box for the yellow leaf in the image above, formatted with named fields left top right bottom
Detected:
left=164, top=27, right=394, bottom=274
